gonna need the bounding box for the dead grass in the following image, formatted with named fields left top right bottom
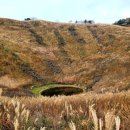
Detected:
left=0, top=91, right=129, bottom=129
left=0, top=75, right=32, bottom=88
left=0, top=19, right=130, bottom=129
left=0, top=18, right=130, bottom=91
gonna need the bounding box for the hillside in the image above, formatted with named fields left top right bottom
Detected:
left=0, top=18, right=130, bottom=92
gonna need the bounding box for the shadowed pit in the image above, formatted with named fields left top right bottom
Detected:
left=41, top=86, right=83, bottom=96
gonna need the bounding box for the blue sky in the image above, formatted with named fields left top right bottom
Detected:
left=0, top=0, right=130, bottom=23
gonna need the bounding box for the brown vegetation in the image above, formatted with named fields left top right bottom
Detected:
left=0, top=18, right=130, bottom=129
left=0, top=19, right=130, bottom=92
left=0, top=91, right=130, bottom=129
left=0, top=18, right=130, bottom=92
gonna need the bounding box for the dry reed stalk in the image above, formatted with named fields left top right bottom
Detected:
left=40, top=127, right=46, bottom=130
left=0, top=88, right=3, bottom=96
left=105, top=111, right=115, bottom=130
left=69, top=121, right=76, bottom=130
left=65, top=101, right=69, bottom=119
left=13, top=118, right=19, bottom=130
left=99, top=118, right=103, bottom=130
left=115, top=116, right=121, bottom=130
left=27, top=127, right=35, bottom=130
left=89, top=105, right=98, bottom=130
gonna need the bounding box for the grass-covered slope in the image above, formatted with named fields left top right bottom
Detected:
left=0, top=18, right=130, bottom=92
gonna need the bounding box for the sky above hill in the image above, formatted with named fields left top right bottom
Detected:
left=0, top=0, right=130, bottom=23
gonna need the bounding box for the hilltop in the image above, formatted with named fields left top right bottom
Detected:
left=0, top=18, right=130, bottom=93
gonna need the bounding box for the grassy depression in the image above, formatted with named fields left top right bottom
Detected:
left=31, top=84, right=83, bottom=96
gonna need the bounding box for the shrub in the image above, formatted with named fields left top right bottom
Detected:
left=46, top=60, right=63, bottom=74
left=68, top=26, right=78, bottom=36
left=20, top=63, right=44, bottom=82
left=68, top=26, right=86, bottom=44
left=28, top=28, right=47, bottom=46
left=25, top=18, right=31, bottom=21
left=114, top=19, right=126, bottom=25
left=59, top=47, right=73, bottom=65
left=54, top=30, right=65, bottom=46
left=87, top=26, right=100, bottom=43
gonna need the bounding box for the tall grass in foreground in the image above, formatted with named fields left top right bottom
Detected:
left=0, top=91, right=130, bottom=129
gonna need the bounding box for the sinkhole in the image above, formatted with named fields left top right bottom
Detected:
left=41, top=86, right=83, bottom=96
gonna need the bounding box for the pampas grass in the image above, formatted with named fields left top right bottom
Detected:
left=115, top=116, right=121, bottom=130
left=69, top=121, right=76, bottom=130
left=0, top=91, right=128, bottom=129
left=89, top=105, right=98, bottom=130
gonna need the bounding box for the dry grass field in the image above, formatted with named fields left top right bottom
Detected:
left=0, top=18, right=130, bottom=92
left=0, top=18, right=130, bottom=129
left=0, top=91, right=130, bottom=130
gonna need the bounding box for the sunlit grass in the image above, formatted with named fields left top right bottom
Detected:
left=31, top=84, right=77, bottom=95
